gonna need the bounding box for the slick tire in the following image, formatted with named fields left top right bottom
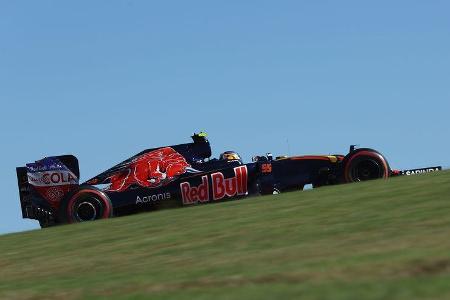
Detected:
left=58, top=186, right=113, bottom=224
left=342, top=148, right=390, bottom=183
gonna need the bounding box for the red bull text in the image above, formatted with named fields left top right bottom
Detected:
left=180, top=166, right=248, bottom=204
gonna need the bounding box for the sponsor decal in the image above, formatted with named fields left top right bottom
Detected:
left=45, top=187, right=65, bottom=202
left=402, top=167, right=441, bottom=176
left=136, top=192, right=171, bottom=204
left=26, top=157, right=78, bottom=208
left=26, top=159, right=66, bottom=173
left=180, top=166, right=248, bottom=205
left=28, top=171, right=78, bottom=187
left=107, top=147, right=192, bottom=192
left=180, top=175, right=209, bottom=204
left=260, top=163, right=272, bottom=174
left=27, top=157, right=79, bottom=187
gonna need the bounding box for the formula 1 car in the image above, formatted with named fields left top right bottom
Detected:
left=16, top=133, right=442, bottom=228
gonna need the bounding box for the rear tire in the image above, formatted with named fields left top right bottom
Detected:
left=58, top=186, right=113, bottom=224
left=342, top=149, right=390, bottom=183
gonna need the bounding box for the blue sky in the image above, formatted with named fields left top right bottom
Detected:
left=1, top=1, right=449, bottom=234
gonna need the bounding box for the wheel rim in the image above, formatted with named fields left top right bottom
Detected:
left=75, top=200, right=98, bottom=221
left=350, top=159, right=383, bottom=181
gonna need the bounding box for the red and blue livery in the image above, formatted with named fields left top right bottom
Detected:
left=16, top=133, right=442, bottom=228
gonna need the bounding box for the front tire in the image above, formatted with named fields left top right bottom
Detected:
left=58, top=186, right=113, bottom=224
left=342, top=149, right=390, bottom=183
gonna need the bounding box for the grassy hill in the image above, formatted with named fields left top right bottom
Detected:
left=1, top=171, right=449, bottom=300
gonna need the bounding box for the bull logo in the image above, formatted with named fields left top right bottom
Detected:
left=107, top=147, right=191, bottom=192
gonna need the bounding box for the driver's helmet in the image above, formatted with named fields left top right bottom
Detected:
left=219, top=151, right=242, bottom=164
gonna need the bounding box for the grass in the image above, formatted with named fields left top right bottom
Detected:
left=0, top=171, right=449, bottom=299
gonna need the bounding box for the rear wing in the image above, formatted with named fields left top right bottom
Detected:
left=16, top=155, right=80, bottom=220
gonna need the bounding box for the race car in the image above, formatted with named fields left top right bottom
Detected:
left=16, top=133, right=442, bottom=228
